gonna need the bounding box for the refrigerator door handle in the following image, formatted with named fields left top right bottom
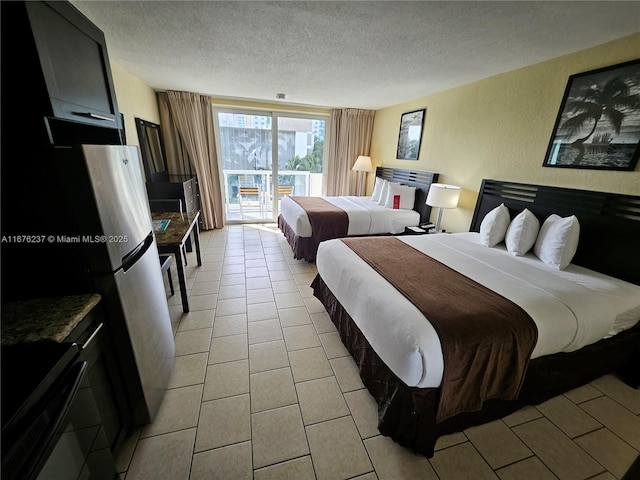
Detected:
left=121, top=233, right=154, bottom=272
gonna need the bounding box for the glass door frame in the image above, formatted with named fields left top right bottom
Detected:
left=214, top=107, right=330, bottom=224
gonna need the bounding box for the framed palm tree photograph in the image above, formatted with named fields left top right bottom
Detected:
left=542, top=59, right=640, bottom=171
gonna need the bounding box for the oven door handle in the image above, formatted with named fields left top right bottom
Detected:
left=80, top=322, right=104, bottom=350
left=14, top=361, right=89, bottom=480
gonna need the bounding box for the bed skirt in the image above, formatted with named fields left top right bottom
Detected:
left=278, top=214, right=317, bottom=261
left=311, top=273, right=640, bottom=458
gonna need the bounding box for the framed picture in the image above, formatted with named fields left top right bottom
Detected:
left=542, top=59, right=640, bottom=171
left=396, top=109, right=425, bottom=160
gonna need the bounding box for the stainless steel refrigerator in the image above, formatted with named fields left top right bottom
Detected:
left=55, top=144, right=174, bottom=425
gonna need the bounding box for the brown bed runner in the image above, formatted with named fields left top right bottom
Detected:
left=290, top=196, right=349, bottom=243
left=341, top=236, right=538, bottom=421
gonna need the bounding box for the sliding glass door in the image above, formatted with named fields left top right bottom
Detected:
left=216, top=109, right=327, bottom=223
left=218, top=111, right=273, bottom=222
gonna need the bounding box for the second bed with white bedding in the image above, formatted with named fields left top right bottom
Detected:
left=315, top=232, right=640, bottom=390
left=280, top=195, right=420, bottom=237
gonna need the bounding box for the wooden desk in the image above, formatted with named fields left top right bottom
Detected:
left=152, top=211, right=202, bottom=312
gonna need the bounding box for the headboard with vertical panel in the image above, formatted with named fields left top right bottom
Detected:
left=470, top=179, right=640, bottom=285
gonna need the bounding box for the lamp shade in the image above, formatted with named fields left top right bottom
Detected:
left=426, top=183, right=461, bottom=209
left=352, top=155, right=373, bottom=172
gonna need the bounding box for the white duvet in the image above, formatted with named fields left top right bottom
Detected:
left=315, top=232, right=640, bottom=389
left=280, top=195, right=420, bottom=237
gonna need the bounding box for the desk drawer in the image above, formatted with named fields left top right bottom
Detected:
left=146, top=176, right=198, bottom=215
left=185, top=195, right=197, bottom=213
left=183, top=178, right=195, bottom=197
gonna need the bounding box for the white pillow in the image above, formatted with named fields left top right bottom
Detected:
left=479, top=203, right=510, bottom=247
left=371, top=177, right=386, bottom=202
left=377, top=181, right=398, bottom=206
left=505, top=209, right=540, bottom=256
left=383, top=183, right=416, bottom=210
left=534, top=214, right=580, bottom=270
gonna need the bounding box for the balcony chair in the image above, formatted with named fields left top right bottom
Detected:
left=238, top=186, right=264, bottom=219
left=264, top=185, right=294, bottom=211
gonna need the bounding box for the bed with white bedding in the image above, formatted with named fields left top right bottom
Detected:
left=280, top=195, right=420, bottom=238
left=317, top=233, right=640, bottom=390
left=311, top=179, right=640, bottom=457
left=277, top=168, right=438, bottom=261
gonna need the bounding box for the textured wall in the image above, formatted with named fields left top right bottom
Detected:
left=110, top=61, right=161, bottom=147
left=370, top=33, right=640, bottom=233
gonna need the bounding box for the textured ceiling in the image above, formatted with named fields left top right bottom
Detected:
left=71, top=1, right=640, bottom=110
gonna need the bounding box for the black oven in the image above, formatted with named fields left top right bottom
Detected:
left=1, top=341, right=117, bottom=480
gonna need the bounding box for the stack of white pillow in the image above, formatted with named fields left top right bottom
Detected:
left=371, top=177, right=416, bottom=210
left=479, top=203, right=580, bottom=270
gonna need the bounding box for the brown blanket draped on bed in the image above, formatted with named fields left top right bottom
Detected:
left=341, top=236, right=538, bottom=421
left=290, top=196, right=349, bottom=243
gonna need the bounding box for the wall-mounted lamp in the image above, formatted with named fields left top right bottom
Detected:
left=426, top=183, right=461, bottom=232
left=352, top=155, right=373, bottom=196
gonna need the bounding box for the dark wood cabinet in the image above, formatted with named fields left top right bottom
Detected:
left=146, top=175, right=202, bottom=224
left=1, top=1, right=121, bottom=136
left=65, top=305, right=129, bottom=456
left=182, top=176, right=200, bottom=216
left=24, top=1, right=120, bottom=129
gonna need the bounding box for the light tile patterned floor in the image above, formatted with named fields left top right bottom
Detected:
left=117, top=224, right=640, bottom=480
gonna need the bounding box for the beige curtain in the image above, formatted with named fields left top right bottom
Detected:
left=326, top=108, right=376, bottom=196
left=159, top=91, right=224, bottom=229
left=157, top=93, right=194, bottom=177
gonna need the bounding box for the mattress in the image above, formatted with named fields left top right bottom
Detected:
left=280, top=195, right=420, bottom=237
left=315, top=232, right=640, bottom=389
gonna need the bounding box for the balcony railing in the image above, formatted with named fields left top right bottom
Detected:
left=223, top=169, right=312, bottom=221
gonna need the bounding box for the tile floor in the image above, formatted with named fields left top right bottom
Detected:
left=117, top=224, right=640, bottom=480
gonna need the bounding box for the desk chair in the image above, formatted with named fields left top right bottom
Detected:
left=149, top=199, right=184, bottom=215
left=159, top=255, right=174, bottom=295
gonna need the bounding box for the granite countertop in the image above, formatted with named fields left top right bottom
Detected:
left=1, top=293, right=101, bottom=346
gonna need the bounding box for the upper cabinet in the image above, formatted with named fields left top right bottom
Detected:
left=3, top=1, right=120, bottom=131
left=26, top=1, right=120, bottom=128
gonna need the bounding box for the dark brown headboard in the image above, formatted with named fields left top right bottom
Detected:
left=376, top=167, right=439, bottom=224
left=470, top=179, right=640, bottom=285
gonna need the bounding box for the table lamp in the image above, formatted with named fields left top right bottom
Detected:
left=426, top=183, right=461, bottom=232
left=352, top=155, right=373, bottom=196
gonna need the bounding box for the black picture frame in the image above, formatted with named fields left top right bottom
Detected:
left=396, top=109, right=425, bottom=161
left=542, top=59, right=640, bottom=171
left=135, top=118, right=169, bottom=182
